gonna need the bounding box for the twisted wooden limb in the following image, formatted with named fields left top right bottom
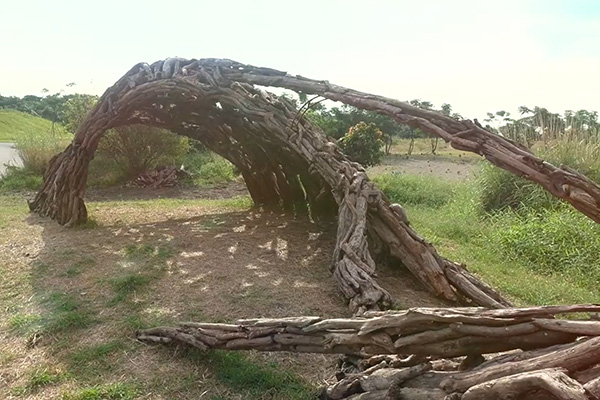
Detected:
left=30, top=64, right=515, bottom=311
left=137, top=305, right=600, bottom=357
left=137, top=306, right=600, bottom=399
left=460, top=368, right=588, bottom=400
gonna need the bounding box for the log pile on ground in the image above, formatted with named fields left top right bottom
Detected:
left=137, top=305, right=600, bottom=399
left=134, top=166, right=187, bottom=188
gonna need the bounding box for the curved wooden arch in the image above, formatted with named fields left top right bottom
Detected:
left=30, top=57, right=600, bottom=313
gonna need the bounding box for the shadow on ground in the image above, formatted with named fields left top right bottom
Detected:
left=0, top=195, right=443, bottom=399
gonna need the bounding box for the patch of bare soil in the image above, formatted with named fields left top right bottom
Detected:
left=85, top=180, right=249, bottom=202
left=369, top=154, right=479, bottom=181
left=1, top=196, right=445, bottom=399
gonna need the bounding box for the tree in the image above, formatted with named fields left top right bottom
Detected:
left=338, top=122, right=385, bottom=166
left=63, top=94, right=99, bottom=132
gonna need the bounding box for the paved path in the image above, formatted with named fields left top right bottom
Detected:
left=0, top=143, right=22, bottom=176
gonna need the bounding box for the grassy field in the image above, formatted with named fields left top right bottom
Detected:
left=0, top=110, right=70, bottom=142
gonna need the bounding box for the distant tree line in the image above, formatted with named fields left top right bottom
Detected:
left=3, top=90, right=599, bottom=151
left=0, top=92, right=98, bottom=131
left=483, top=107, right=600, bottom=147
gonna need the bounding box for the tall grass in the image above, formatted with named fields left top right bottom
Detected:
left=375, top=168, right=600, bottom=305
left=372, top=174, right=456, bottom=208
left=15, top=129, right=70, bottom=175
left=478, top=139, right=600, bottom=213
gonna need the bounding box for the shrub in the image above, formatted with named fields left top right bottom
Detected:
left=96, top=125, right=190, bottom=178
left=338, top=122, right=384, bottom=166
left=0, top=166, right=43, bottom=191
left=182, top=151, right=237, bottom=185
left=14, top=130, right=70, bottom=174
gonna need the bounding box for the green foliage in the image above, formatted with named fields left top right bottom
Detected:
left=338, top=122, right=384, bottom=166
left=14, top=129, right=70, bottom=174
left=489, top=207, right=600, bottom=285
left=182, top=151, right=237, bottom=185
left=186, top=349, right=315, bottom=399
left=373, top=173, right=455, bottom=207
left=477, top=163, right=555, bottom=213
left=478, top=140, right=600, bottom=213
left=63, top=94, right=98, bottom=132
left=0, top=166, right=42, bottom=191
left=374, top=171, right=600, bottom=305
left=97, top=125, right=190, bottom=178
left=0, top=93, right=71, bottom=123
left=62, top=383, right=139, bottom=400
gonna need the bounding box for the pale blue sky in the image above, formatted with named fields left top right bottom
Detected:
left=1, top=0, right=599, bottom=120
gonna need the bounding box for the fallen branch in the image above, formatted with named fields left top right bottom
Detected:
left=137, top=305, right=600, bottom=399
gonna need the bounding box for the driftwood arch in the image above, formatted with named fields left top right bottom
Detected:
left=30, top=58, right=600, bottom=314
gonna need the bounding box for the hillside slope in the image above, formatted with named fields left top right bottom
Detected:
left=0, top=109, right=69, bottom=142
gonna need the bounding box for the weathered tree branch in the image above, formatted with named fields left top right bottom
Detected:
left=137, top=306, right=600, bottom=399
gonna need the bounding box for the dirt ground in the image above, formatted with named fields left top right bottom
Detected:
left=369, top=154, right=479, bottom=181
left=0, top=183, right=445, bottom=399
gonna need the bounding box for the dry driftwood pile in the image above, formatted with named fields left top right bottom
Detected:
left=134, top=166, right=187, bottom=188
left=138, top=305, right=600, bottom=399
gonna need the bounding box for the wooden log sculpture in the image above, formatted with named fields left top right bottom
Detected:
left=137, top=305, right=600, bottom=399
left=29, top=58, right=600, bottom=313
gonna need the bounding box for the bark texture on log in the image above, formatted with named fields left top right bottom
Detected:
left=137, top=306, right=600, bottom=400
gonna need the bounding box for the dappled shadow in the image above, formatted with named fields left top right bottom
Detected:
left=84, top=181, right=249, bottom=203
left=0, top=198, right=444, bottom=398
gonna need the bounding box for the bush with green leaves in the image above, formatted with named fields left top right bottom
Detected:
left=96, top=125, right=190, bottom=179
left=338, top=122, right=384, bottom=167
left=181, top=151, right=237, bottom=185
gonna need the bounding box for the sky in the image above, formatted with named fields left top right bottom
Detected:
left=1, top=0, right=599, bottom=120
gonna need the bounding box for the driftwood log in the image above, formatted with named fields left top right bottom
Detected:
left=28, top=58, right=600, bottom=312
left=137, top=305, right=600, bottom=399
left=29, top=57, right=531, bottom=313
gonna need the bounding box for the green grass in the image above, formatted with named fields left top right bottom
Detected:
left=11, top=367, right=65, bottom=396
left=91, top=196, right=252, bottom=212
left=186, top=349, right=315, bottom=399
left=62, top=383, right=139, bottom=400
left=109, top=274, right=152, bottom=305
left=0, top=194, right=26, bottom=228
left=477, top=139, right=600, bottom=213
left=10, top=292, right=95, bottom=337
left=0, top=166, right=43, bottom=191
left=373, top=173, right=456, bottom=208
left=0, top=109, right=70, bottom=142
left=375, top=172, right=600, bottom=305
